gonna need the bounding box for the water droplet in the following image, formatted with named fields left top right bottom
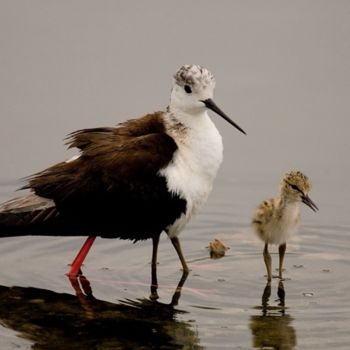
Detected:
left=303, top=292, right=314, bottom=297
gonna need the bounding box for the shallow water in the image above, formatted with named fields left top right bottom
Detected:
left=0, top=177, right=349, bottom=349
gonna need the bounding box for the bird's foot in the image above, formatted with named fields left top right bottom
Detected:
left=270, top=274, right=284, bottom=280
left=278, top=276, right=291, bottom=281
left=66, top=267, right=83, bottom=279
left=264, top=274, right=272, bottom=282
left=273, top=268, right=287, bottom=280
left=268, top=274, right=290, bottom=281
left=264, top=274, right=287, bottom=282
left=149, top=285, right=159, bottom=301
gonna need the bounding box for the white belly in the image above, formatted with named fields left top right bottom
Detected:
left=160, top=114, right=223, bottom=237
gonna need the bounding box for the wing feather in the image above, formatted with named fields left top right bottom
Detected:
left=24, top=112, right=176, bottom=203
left=9, top=112, right=186, bottom=239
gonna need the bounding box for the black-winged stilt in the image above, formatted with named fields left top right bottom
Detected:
left=0, top=65, right=245, bottom=280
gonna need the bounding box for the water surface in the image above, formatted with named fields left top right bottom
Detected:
left=0, top=178, right=349, bottom=349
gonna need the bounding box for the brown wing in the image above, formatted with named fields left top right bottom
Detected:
left=66, top=112, right=168, bottom=151
left=10, top=112, right=186, bottom=239
left=0, top=112, right=187, bottom=239
left=24, top=112, right=176, bottom=205
left=252, top=199, right=275, bottom=226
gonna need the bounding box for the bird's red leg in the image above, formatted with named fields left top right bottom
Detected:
left=67, top=236, right=96, bottom=278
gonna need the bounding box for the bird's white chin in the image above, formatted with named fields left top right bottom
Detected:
left=170, top=99, right=206, bottom=116
left=186, top=104, right=207, bottom=115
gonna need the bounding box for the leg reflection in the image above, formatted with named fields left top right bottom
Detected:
left=261, top=282, right=271, bottom=316
left=250, top=281, right=296, bottom=349
left=0, top=273, right=198, bottom=349
left=68, top=274, right=96, bottom=318
left=170, top=270, right=189, bottom=307
left=277, top=280, right=285, bottom=311
left=67, top=269, right=190, bottom=314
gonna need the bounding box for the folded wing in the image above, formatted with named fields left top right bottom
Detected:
left=1, top=113, right=187, bottom=240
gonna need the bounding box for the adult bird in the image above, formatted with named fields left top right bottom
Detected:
left=0, top=65, right=246, bottom=279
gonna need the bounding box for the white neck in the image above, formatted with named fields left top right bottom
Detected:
left=167, top=104, right=208, bottom=129
left=163, top=109, right=223, bottom=169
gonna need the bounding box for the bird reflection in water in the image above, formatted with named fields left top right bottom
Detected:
left=0, top=272, right=202, bottom=349
left=250, top=281, right=297, bottom=350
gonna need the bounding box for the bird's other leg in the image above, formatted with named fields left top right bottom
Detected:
left=170, top=236, right=190, bottom=273
left=150, top=233, right=160, bottom=300
left=278, top=243, right=287, bottom=280
left=67, top=236, right=96, bottom=278
left=263, top=243, right=272, bottom=282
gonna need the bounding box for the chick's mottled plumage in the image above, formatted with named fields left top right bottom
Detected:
left=252, top=171, right=318, bottom=281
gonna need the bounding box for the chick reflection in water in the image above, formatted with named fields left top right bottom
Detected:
left=0, top=272, right=201, bottom=349
left=250, top=281, right=296, bottom=350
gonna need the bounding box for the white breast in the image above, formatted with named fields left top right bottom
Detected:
left=267, top=204, right=300, bottom=245
left=160, top=111, right=223, bottom=237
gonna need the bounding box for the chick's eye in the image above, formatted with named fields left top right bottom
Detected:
left=184, top=85, right=192, bottom=94
left=290, top=184, right=299, bottom=191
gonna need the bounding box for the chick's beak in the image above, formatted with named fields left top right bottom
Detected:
left=301, top=194, right=319, bottom=212
left=201, top=98, right=246, bottom=135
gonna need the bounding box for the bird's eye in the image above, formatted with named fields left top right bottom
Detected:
left=184, top=85, right=192, bottom=94
left=290, top=184, right=299, bottom=191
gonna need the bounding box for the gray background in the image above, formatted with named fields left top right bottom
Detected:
left=1, top=0, right=349, bottom=220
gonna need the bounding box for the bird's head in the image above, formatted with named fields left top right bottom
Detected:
left=280, top=171, right=318, bottom=212
left=169, top=65, right=246, bottom=134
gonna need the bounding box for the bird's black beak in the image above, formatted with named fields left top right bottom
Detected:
left=301, top=194, right=319, bottom=212
left=201, top=98, right=246, bottom=135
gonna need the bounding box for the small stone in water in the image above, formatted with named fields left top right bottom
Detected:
left=207, top=239, right=230, bottom=259
left=303, top=292, right=314, bottom=297
left=293, top=264, right=304, bottom=268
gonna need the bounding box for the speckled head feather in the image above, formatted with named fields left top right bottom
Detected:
left=170, top=64, right=246, bottom=134
left=282, top=171, right=311, bottom=194
left=173, top=65, right=215, bottom=92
